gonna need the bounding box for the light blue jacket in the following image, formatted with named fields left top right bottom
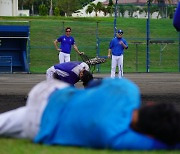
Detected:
left=34, top=78, right=175, bottom=150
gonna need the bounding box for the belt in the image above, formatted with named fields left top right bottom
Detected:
left=60, top=51, right=70, bottom=54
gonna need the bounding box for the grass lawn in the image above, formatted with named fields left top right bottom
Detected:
left=0, top=138, right=180, bottom=154
left=0, top=16, right=179, bottom=73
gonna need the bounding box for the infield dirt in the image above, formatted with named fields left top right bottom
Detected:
left=0, top=73, right=180, bottom=113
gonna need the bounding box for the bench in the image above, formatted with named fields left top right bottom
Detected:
left=0, top=25, right=30, bottom=73
left=0, top=56, right=12, bottom=73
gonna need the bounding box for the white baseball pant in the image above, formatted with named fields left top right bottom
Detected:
left=111, top=55, right=123, bottom=78
left=59, top=52, right=70, bottom=63
left=0, top=80, right=69, bottom=139
left=46, top=66, right=56, bottom=80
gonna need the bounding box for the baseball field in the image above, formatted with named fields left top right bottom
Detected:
left=0, top=16, right=180, bottom=153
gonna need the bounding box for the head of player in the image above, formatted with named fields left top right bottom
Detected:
left=116, top=29, right=123, bottom=38
left=79, top=70, right=93, bottom=87
left=131, top=102, right=180, bottom=145
left=65, top=27, right=71, bottom=37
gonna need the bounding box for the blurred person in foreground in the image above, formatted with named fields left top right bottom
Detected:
left=0, top=78, right=180, bottom=150
left=173, top=1, right=180, bottom=32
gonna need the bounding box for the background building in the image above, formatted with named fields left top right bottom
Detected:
left=0, top=0, right=29, bottom=16
left=0, top=0, right=18, bottom=16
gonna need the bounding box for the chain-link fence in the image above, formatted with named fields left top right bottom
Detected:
left=28, top=18, right=179, bottom=73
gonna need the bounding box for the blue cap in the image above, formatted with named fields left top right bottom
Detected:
left=117, top=29, right=123, bottom=34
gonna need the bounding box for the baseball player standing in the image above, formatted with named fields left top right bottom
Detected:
left=54, top=27, right=83, bottom=63
left=108, top=29, right=128, bottom=78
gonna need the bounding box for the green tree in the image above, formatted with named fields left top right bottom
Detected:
left=18, top=0, right=25, bottom=9
left=138, top=7, right=144, bottom=16
left=57, top=0, right=81, bottom=16
left=108, top=0, right=113, bottom=6
left=20, top=0, right=35, bottom=15
left=97, top=2, right=103, bottom=13
left=85, top=3, right=98, bottom=16
left=106, top=5, right=114, bottom=17
left=19, top=0, right=110, bottom=16
left=119, top=5, right=126, bottom=17
left=144, top=6, right=148, bottom=17
left=167, top=5, right=176, bottom=19
left=150, top=5, right=158, bottom=16
left=54, top=7, right=60, bottom=16
left=39, top=4, right=48, bottom=16
left=86, top=4, right=94, bottom=16
left=150, top=0, right=172, bottom=18
left=126, top=5, right=138, bottom=17
left=101, top=6, right=108, bottom=16
left=18, top=0, right=46, bottom=15
left=87, top=2, right=104, bottom=17
left=91, top=3, right=98, bottom=16
left=19, top=0, right=61, bottom=15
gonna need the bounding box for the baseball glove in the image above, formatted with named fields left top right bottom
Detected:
left=85, top=57, right=106, bottom=65
left=80, top=54, right=106, bottom=66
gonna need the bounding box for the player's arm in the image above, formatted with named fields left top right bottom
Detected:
left=53, top=40, right=61, bottom=52
left=73, top=44, right=84, bottom=55
left=108, top=39, right=113, bottom=58
left=120, top=41, right=128, bottom=49
left=108, top=48, right=112, bottom=58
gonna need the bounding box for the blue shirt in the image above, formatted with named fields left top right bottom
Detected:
left=109, top=37, right=128, bottom=56
left=34, top=78, right=173, bottom=150
left=57, top=35, right=75, bottom=54
left=173, top=2, right=180, bottom=32
left=54, top=61, right=88, bottom=85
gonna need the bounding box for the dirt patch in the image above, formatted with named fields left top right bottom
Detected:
left=0, top=94, right=180, bottom=113
left=0, top=73, right=180, bottom=113
left=0, top=95, right=26, bottom=113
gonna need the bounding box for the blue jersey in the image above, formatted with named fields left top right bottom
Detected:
left=57, top=35, right=75, bottom=54
left=54, top=61, right=89, bottom=85
left=34, top=78, right=174, bottom=150
left=109, top=37, right=128, bottom=56
left=173, top=2, right=180, bottom=32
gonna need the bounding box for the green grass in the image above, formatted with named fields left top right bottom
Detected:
left=1, top=16, right=179, bottom=73
left=0, top=138, right=180, bottom=154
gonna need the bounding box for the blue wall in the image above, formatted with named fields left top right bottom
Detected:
left=0, top=25, right=30, bottom=73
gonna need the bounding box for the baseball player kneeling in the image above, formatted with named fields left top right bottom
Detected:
left=46, top=61, right=93, bottom=87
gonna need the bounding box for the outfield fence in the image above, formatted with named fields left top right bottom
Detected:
left=0, top=18, right=179, bottom=73
left=28, top=19, right=179, bottom=73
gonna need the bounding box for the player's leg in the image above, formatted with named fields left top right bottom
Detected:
left=58, top=52, right=61, bottom=63
left=64, top=53, right=70, bottom=62
left=111, top=55, right=117, bottom=78
left=23, top=80, right=69, bottom=139
left=0, top=107, right=27, bottom=138
left=59, top=52, right=65, bottom=63
left=117, top=55, right=123, bottom=78
left=46, top=66, right=56, bottom=80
